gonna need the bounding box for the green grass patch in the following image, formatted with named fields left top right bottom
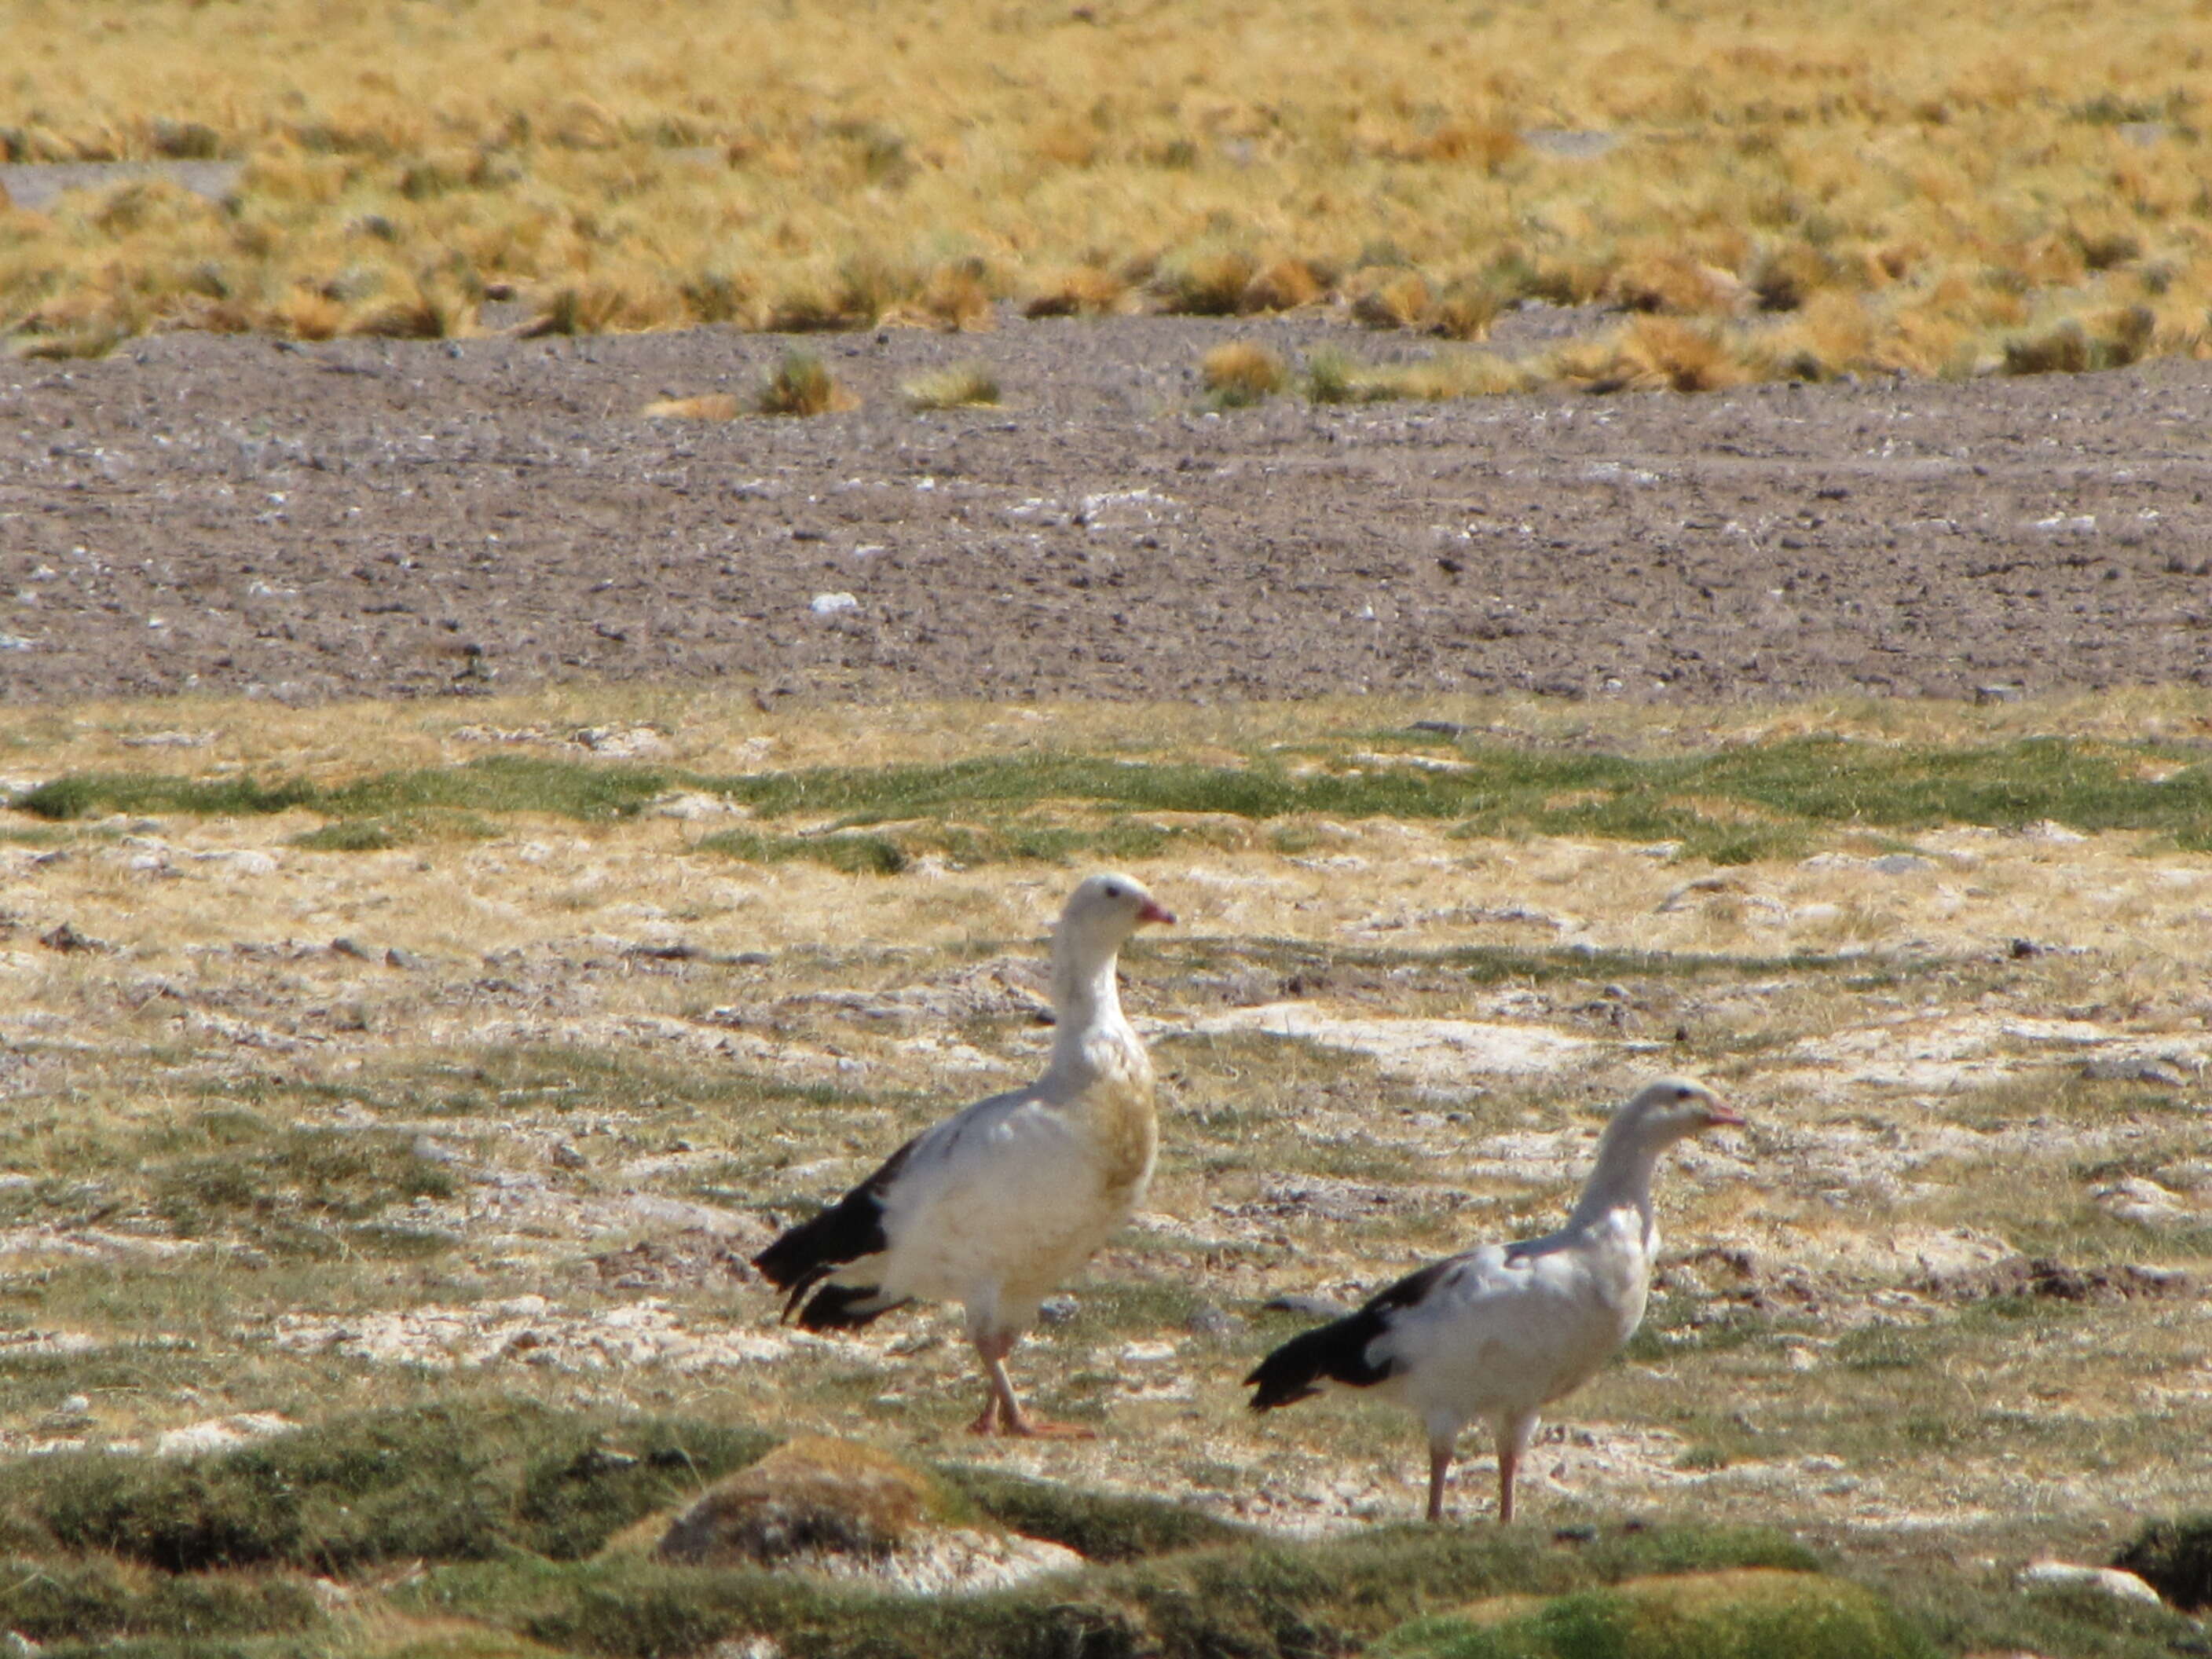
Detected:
left=698, top=826, right=912, bottom=876
left=419, top=1519, right=1823, bottom=1659
left=16, top=756, right=678, bottom=825
left=0, top=1401, right=776, bottom=1573
left=145, top=1114, right=458, bottom=1253
left=21, top=738, right=2212, bottom=855
left=698, top=814, right=1192, bottom=873
left=1370, top=1569, right=1936, bottom=1659
left=1873, top=1552, right=2210, bottom=1659
left=0, top=1555, right=324, bottom=1646
left=291, top=807, right=502, bottom=851
left=933, top=1465, right=1250, bottom=1562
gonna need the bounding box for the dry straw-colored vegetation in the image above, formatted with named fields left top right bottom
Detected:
left=2, top=0, right=2209, bottom=388
left=900, top=359, right=1002, bottom=410
left=1200, top=339, right=1291, bottom=405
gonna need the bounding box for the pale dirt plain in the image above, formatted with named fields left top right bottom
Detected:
left=2, top=326, right=2212, bottom=1654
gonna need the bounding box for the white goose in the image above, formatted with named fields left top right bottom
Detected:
left=1246, top=1078, right=1741, bottom=1522
left=754, top=872, right=1174, bottom=1437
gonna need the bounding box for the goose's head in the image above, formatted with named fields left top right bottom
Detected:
left=1613, top=1077, right=1741, bottom=1146
left=1057, top=872, right=1175, bottom=958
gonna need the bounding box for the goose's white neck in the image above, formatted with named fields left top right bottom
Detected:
left=1044, top=937, right=1135, bottom=1087
left=1563, top=1121, right=1669, bottom=1240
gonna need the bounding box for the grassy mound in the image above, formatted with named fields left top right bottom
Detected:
left=0, top=1401, right=777, bottom=1572
left=429, top=1519, right=1822, bottom=1659
left=1368, top=1568, right=1936, bottom=1659
left=0, top=1402, right=2197, bottom=1659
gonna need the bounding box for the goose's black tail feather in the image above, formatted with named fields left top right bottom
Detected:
left=793, top=1283, right=914, bottom=1331
left=1245, top=1260, right=1449, bottom=1411
left=753, top=1138, right=920, bottom=1325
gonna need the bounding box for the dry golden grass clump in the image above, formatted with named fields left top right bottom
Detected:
left=642, top=393, right=744, bottom=420
left=1152, top=247, right=1262, bottom=317
left=1021, top=266, right=1129, bottom=319
left=903, top=260, right=998, bottom=331
left=1552, top=317, right=1756, bottom=394
left=900, top=361, right=1002, bottom=410
left=1242, top=257, right=1328, bottom=312
left=1199, top=340, right=1290, bottom=405
left=1607, top=252, right=1754, bottom=317
left=1427, top=276, right=1504, bottom=341
left=1349, top=268, right=1433, bottom=330
left=1304, top=345, right=1533, bottom=402
left=756, top=351, right=854, bottom=416
left=4, top=0, right=2212, bottom=391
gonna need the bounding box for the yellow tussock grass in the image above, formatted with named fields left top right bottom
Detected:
left=1242, top=258, right=1326, bottom=312
left=1021, top=266, right=1126, bottom=319
left=1349, top=269, right=1431, bottom=330
left=900, top=361, right=1001, bottom=410
left=1200, top=341, right=1289, bottom=404
left=756, top=351, right=855, bottom=416
left=3, top=0, right=2209, bottom=391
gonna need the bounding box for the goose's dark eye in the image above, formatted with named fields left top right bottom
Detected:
left=1105, top=883, right=1124, bottom=898
left=1675, top=1086, right=1692, bottom=1100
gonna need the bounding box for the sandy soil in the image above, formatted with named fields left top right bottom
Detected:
left=5, top=313, right=2210, bottom=705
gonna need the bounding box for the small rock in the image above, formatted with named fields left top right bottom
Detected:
left=573, top=725, right=673, bottom=760
left=1037, top=1295, right=1079, bottom=1325
left=563, top=1447, right=641, bottom=1477
left=1657, top=875, right=1738, bottom=913
left=2094, top=1176, right=2189, bottom=1226
left=384, top=947, right=425, bottom=971
left=1185, top=1304, right=1243, bottom=1339
left=550, top=1141, right=588, bottom=1170
left=809, top=592, right=859, bottom=616
left=654, top=790, right=741, bottom=821
left=331, top=936, right=375, bottom=961
left=38, top=922, right=104, bottom=954
left=2009, top=938, right=2042, bottom=958
left=2082, top=1056, right=2188, bottom=1087
left=1867, top=853, right=1936, bottom=874
left=2019, top=1561, right=2163, bottom=1606
left=118, top=730, right=215, bottom=749
left=153, top=1412, right=298, bottom=1457
left=196, top=849, right=278, bottom=876
left=1973, top=684, right=2021, bottom=705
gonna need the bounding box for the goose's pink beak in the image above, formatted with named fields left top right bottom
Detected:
left=1703, top=1097, right=1744, bottom=1128
left=1137, top=899, right=1176, bottom=926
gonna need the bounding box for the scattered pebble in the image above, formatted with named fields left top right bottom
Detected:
left=2018, top=1561, right=2163, bottom=1606
left=1038, top=1295, right=1079, bottom=1325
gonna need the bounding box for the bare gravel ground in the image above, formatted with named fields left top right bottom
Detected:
left=4, top=314, right=2210, bottom=707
